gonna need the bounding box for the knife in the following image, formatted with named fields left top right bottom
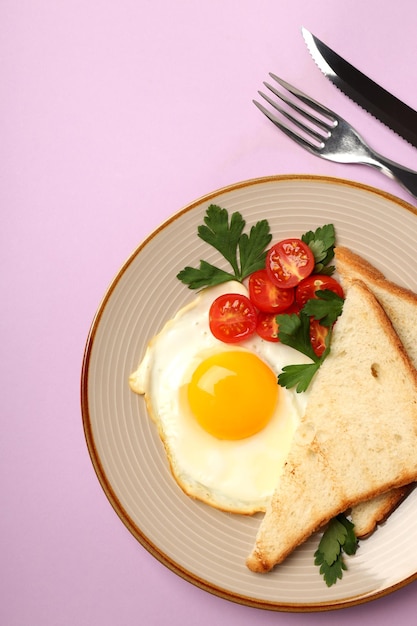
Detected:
left=302, top=27, right=417, bottom=149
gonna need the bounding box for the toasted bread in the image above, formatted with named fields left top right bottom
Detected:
left=335, top=246, right=417, bottom=537
left=246, top=281, right=417, bottom=573
left=347, top=488, right=411, bottom=538
left=335, top=247, right=417, bottom=366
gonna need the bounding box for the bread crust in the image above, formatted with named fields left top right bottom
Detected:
left=351, top=485, right=412, bottom=538
left=335, top=246, right=417, bottom=308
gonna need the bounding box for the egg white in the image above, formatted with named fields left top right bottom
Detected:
left=129, top=281, right=312, bottom=514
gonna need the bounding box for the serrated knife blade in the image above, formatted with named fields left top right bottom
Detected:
left=302, top=27, right=417, bottom=149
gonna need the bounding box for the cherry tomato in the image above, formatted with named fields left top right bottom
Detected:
left=209, top=293, right=257, bottom=343
left=248, top=269, right=295, bottom=313
left=310, top=318, right=329, bottom=357
left=282, top=301, right=303, bottom=316
left=256, top=311, right=280, bottom=342
left=295, top=274, right=344, bottom=308
left=266, top=239, right=315, bottom=289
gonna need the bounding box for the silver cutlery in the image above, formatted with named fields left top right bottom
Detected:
left=302, top=28, right=417, bottom=149
left=254, top=74, right=417, bottom=200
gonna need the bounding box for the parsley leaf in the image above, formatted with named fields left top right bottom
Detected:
left=277, top=292, right=344, bottom=393
left=302, top=290, right=344, bottom=327
left=314, top=515, right=358, bottom=586
left=177, top=205, right=272, bottom=289
left=198, top=206, right=245, bottom=276
left=302, top=224, right=336, bottom=274
left=176, top=261, right=235, bottom=290
left=339, top=515, right=359, bottom=556
left=314, top=550, right=346, bottom=587
left=276, top=312, right=320, bottom=393
left=278, top=361, right=322, bottom=393
left=238, top=219, right=272, bottom=277
left=276, top=312, right=318, bottom=361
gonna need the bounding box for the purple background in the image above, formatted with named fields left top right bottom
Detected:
left=3, top=1, right=417, bottom=624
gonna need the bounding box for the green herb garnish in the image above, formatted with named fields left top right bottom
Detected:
left=302, top=223, right=336, bottom=275
left=303, top=289, right=345, bottom=327
left=276, top=310, right=317, bottom=361
left=314, top=514, right=358, bottom=586
left=277, top=290, right=344, bottom=392
left=177, top=205, right=272, bottom=289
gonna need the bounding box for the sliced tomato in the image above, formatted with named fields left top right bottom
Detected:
left=295, top=274, right=344, bottom=308
left=256, top=311, right=280, bottom=342
left=256, top=301, right=302, bottom=342
left=310, top=318, right=329, bottom=357
left=248, top=269, right=295, bottom=313
left=282, top=301, right=302, bottom=316
left=209, top=293, right=257, bottom=343
left=266, top=239, right=315, bottom=289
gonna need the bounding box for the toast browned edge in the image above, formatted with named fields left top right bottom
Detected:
left=335, top=246, right=417, bottom=311
left=348, top=485, right=414, bottom=539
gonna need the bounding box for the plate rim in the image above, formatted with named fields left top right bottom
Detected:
left=81, top=174, right=417, bottom=612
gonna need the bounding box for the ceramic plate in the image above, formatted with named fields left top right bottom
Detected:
left=81, top=175, right=417, bottom=612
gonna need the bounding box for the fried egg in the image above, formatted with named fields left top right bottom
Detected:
left=129, top=281, right=312, bottom=514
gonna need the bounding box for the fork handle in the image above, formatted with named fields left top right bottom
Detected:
left=368, top=151, right=417, bottom=200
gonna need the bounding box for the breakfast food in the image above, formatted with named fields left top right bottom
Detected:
left=349, top=488, right=411, bottom=539
left=246, top=280, right=417, bottom=573
left=129, top=204, right=417, bottom=586
left=335, top=246, right=417, bottom=538
left=335, top=246, right=417, bottom=371
left=129, top=280, right=311, bottom=514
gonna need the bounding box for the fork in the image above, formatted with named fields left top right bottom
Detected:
left=254, top=74, right=417, bottom=201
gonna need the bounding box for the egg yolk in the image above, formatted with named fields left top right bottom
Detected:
left=187, top=351, right=279, bottom=440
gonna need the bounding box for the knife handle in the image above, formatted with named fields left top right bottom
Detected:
left=368, top=151, right=417, bottom=201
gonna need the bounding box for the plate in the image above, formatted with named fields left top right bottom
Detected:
left=81, top=175, right=417, bottom=612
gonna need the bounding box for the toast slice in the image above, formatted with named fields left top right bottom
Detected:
left=335, top=246, right=417, bottom=537
left=246, top=281, right=417, bottom=573
left=335, top=247, right=417, bottom=366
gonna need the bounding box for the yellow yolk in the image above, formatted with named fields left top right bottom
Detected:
left=187, top=351, right=279, bottom=440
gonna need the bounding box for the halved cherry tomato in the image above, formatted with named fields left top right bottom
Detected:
left=248, top=269, right=295, bottom=313
left=310, top=318, right=329, bottom=357
left=282, top=301, right=303, bottom=316
left=295, top=274, right=344, bottom=308
left=256, top=311, right=280, bottom=342
left=266, top=239, right=315, bottom=289
left=209, top=293, right=257, bottom=343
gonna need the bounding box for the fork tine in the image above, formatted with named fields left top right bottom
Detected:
left=263, top=81, right=332, bottom=136
left=253, top=99, right=321, bottom=155
left=269, top=73, right=336, bottom=123
left=258, top=88, right=326, bottom=144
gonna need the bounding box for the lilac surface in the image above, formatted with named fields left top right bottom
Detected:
left=2, top=1, right=417, bottom=624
